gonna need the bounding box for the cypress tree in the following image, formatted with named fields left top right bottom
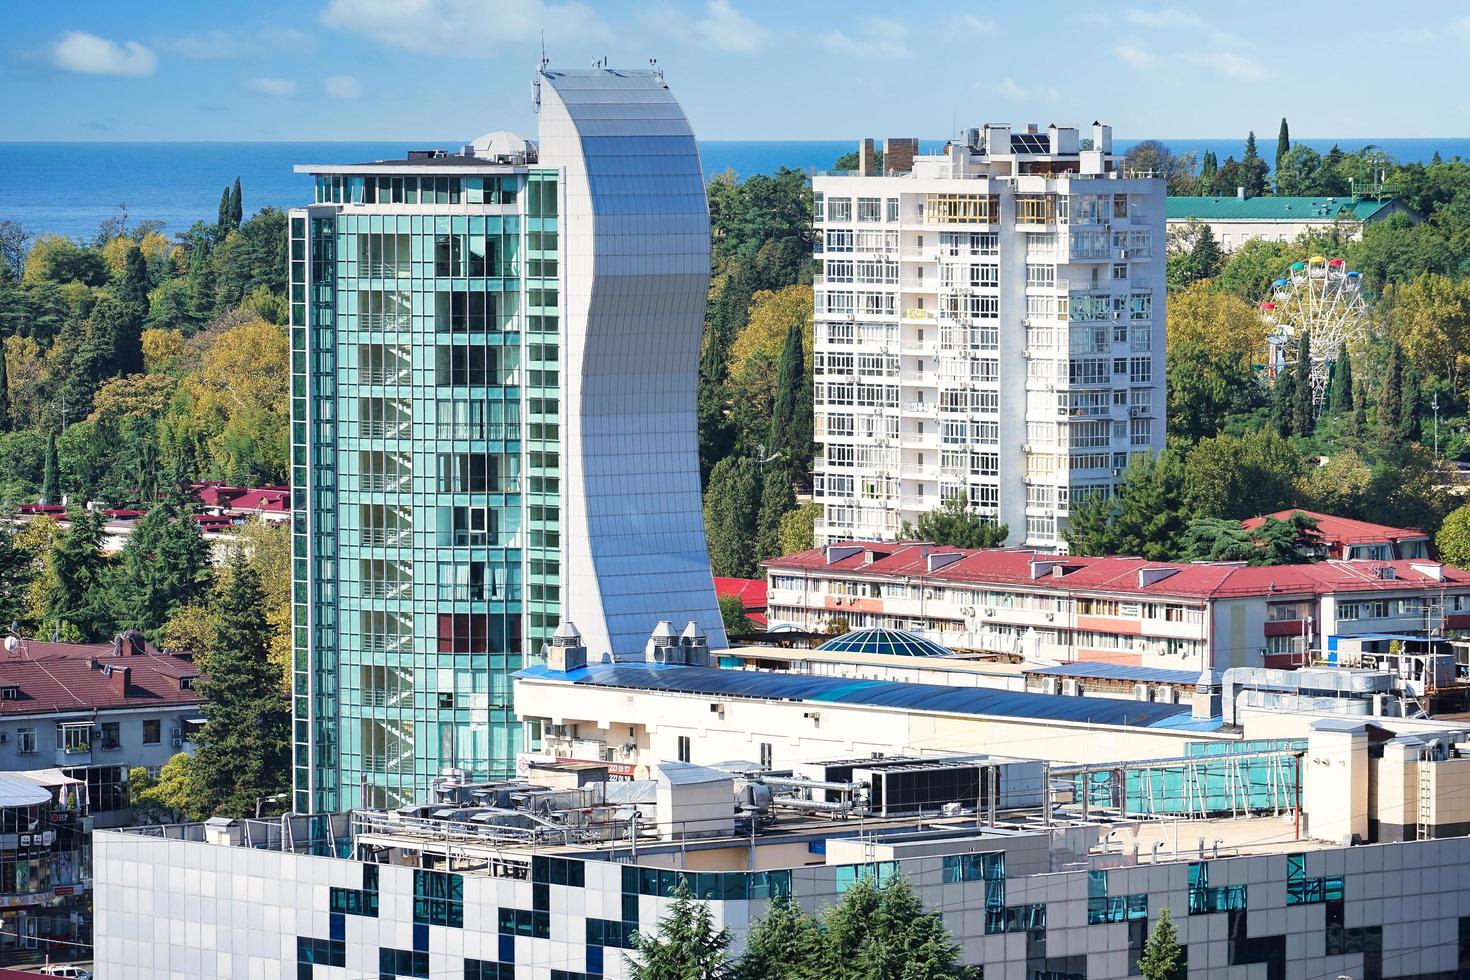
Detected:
left=1378, top=343, right=1405, bottom=458
left=186, top=550, right=291, bottom=818
left=1328, top=342, right=1354, bottom=416
left=768, top=318, right=810, bottom=472
left=0, top=343, right=10, bottom=433
left=1401, top=363, right=1422, bottom=442
left=1199, top=150, right=1218, bottom=194
left=216, top=187, right=232, bottom=235
left=1351, top=384, right=1367, bottom=440
left=1292, top=332, right=1314, bottom=436
left=703, top=457, right=760, bottom=578
left=1241, top=132, right=1269, bottom=197
left=1270, top=368, right=1295, bottom=438
left=229, top=178, right=243, bottom=230
left=1275, top=117, right=1291, bottom=175
left=41, top=430, right=59, bottom=504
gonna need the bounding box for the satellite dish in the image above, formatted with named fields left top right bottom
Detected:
left=4, top=637, right=17, bottom=653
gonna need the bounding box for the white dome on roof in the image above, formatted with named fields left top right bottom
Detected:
left=465, top=131, right=537, bottom=161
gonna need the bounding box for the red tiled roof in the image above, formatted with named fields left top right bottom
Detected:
left=765, top=541, right=1470, bottom=600
left=1241, top=509, right=1426, bottom=544
left=0, top=637, right=203, bottom=717
left=714, top=577, right=768, bottom=627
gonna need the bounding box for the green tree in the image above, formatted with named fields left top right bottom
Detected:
left=1378, top=343, right=1408, bottom=459
left=704, top=457, right=761, bottom=577
left=1291, top=332, right=1314, bottom=435
left=855, top=874, right=967, bottom=980
left=1241, top=131, right=1269, bottom=198
left=755, top=467, right=795, bottom=565
left=108, top=490, right=211, bottom=639
left=1328, top=342, right=1354, bottom=416
left=1166, top=343, right=1258, bottom=443
left=900, top=494, right=1008, bottom=549
left=1185, top=429, right=1302, bottom=521
left=777, top=502, right=820, bottom=556
left=1183, top=513, right=1321, bottom=565
left=767, top=318, right=812, bottom=480
left=216, top=186, right=232, bottom=235
left=120, top=242, right=151, bottom=309
left=718, top=593, right=757, bottom=636
left=1175, top=226, right=1223, bottom=287
left=737, top=898, right=827, bottom=980
left=1269, top=368, right=1295, bottom=439
left=1436, top=503, right=1470, bottom=567
left=40, top=430, right=58, bottom=504
left=1274, top=145, right=1322, bottom=197
left=36, top=507, right=113, bottom=642
left=1063, top=450, right=1193, bottom=559
left=1138, top=907, right=1185, bottom=980
left=626, top=877, right=734, bottom=980
left=0, top=521, right=38, bottom=629
left=0, top=347, right=11, bottom=435
left=180, top=549, right=291, bottom=818
left=229, top=178, right=243, bottom=231
left=1275, top=117, right=1290, bottom=176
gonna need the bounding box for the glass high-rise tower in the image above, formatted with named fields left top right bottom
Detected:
left=290, top=68, right=727, bottom=813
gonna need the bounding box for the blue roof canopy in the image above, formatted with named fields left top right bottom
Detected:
left=815, top=627, right=954, bottom=658
left=518, top=662, right=1193, bottom=729
left=1024, top=662, right=1203, bottom=686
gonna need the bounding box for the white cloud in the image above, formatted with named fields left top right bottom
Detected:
left=1123, top=8, right=1205, bottom=29
left=165, top=27, right=315, bottom=60
left=248, top=76, right=298, bottom=97
left=981, top=77, right=1060, bottom=103
left=50, top=31, right=157, bottom=77
left=690, top=0, right=770, bottom=53
left=324, top=74, right=362, bottom=99
left=1188, top=50, right=1266, bottom=82
left=320, top=0, right=605, bottom=54
left=1454, top=17, right=1470, bottom=41
left=821, top=18, right=911, bottom=59
left=1114, top=42, right=1157, bottom=68
left=961, top=14, right=996, bottom=35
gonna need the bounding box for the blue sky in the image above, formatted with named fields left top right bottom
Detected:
left=5, top=0, right=1470, bottom=141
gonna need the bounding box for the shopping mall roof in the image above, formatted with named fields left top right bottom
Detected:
left=1165, top=196, right=1399, bottom=223
left=766, top=542, right=1470, bottom=600
left=517, top=662, right=1199, bottom=730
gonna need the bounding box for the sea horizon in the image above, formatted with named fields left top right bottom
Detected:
left=4, top=136, right=1468, bottom=241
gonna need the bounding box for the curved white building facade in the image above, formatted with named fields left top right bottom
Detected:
left=538, top=69, right=728, bottom=659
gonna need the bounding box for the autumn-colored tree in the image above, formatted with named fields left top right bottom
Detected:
left=1383, top=273, right=1470, bottom=399
left=1166, top=282, right=1265, bottom=361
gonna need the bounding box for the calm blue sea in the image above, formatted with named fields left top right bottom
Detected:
left=3, top=138, right=1469, bottom=241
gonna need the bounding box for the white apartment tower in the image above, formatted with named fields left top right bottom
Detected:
left=812, top=124, right=1166, bottom=550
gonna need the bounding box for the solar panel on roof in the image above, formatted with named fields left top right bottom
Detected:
left=1010, top=133, right=1051, bottom=153
left=530, top=663, right=1192, bottom=728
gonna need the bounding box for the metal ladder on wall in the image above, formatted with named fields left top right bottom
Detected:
left=1416, top=756, right=1433, bottom=840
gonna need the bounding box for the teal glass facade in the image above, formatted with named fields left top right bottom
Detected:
left=291, top=166, right=561, bottom=812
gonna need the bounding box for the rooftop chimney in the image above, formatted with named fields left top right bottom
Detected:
left=1236, top=186, right=1248, bottom=200
left=859, top=138, right=877, bottom=176
left=543, top=620, right=587, bottom=673
left=884, top=137, right=918, bottom=174
left=109, top=665, right=132, bottom=698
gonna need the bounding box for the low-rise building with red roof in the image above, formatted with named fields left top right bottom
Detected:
left=1241, top=509, right=1431, bottom=562
left=0, top=630, right=204, bottom=828
left=712, top=577, right=768, bottom=630
left=765, top=540, right=1470, bottom=675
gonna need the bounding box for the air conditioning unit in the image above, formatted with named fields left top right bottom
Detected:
left=1112, top=468, right=1124, bottom=477
left=1133, top=682, right=1150, bottom=702
left=0, top=733, right=8, bottom=744
left=1062, top=679, right=1080, bottom=696
left=1120, top=249, right=1130, bottom=260
left=171, top=737, right=182, bottom=748
left=1045, top=612, right=1056, bottom=621
left=984, top=608, right=996, bottom=617
left=1129, top=407, right=1141, bottom=418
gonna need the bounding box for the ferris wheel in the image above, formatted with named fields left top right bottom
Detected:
left=1260, top=256, right=1372, bottom=405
